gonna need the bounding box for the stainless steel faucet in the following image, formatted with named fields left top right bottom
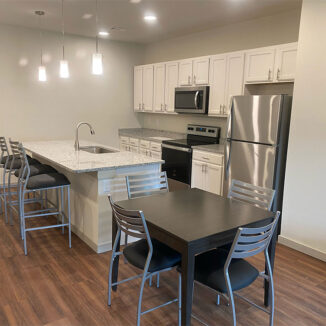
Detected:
left=74, top=122, right=95, bottom=151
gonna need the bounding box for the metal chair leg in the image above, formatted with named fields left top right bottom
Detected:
left=225, top=273, right=236, bottom=326
left=8, top=172, right=13, bottom=225
left=3, top=171, right=8, bottom=223
left=216, top=294, right=221, bottom=305
left=156, top=273, right=160, bottom=288
left=178, top=273, right=182, bottom=326
left=67, top=186, right=71, bottom=248
left=60, top=187, right=64, bottom=234
left=137, top=273, right=148, bottom=326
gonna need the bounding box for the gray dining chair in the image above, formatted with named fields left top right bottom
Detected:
left=108, top=195, right=181, bottom=326
left=125, top=171, right=169, bottom=287
left=189, top=211, right=280, bottom=326
left=228, top=179, right=276, bottom=211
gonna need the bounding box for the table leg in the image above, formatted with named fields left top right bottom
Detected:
left=264, top=228, right=277, bottom=306
left=111, top=211, right=120, bottom=292
left=181, top=249, right=195, bottom=326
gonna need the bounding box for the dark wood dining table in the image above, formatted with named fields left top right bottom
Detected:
left=112, top=188, right=276, bottom=326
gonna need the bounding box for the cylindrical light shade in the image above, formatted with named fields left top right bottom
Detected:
left=59, top=60, right=70, bottom=78
left=92, top=53, right=103, bottom=75
left=38, top=65, right=47, bottom=82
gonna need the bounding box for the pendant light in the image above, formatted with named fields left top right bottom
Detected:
left=92, top=0, right=103, bottom=75
left=59, top=0, right=69, bottom=78
left=35, top=11, right=47, bottom=82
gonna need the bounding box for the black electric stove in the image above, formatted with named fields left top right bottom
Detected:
left=162, top=124, right=221, bottom=185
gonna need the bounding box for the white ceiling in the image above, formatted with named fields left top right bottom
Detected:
left=0, top=0, right=302, bottom=44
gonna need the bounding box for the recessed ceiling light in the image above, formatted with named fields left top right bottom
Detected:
left=82, top=13, right=93, bottom=20
left=98, top=31, right=110, bottom=37
left=130, top=0, right=142, bottom=3
left=144, top=15, right=157, bottom=22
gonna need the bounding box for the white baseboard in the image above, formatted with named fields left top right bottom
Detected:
left=278, top=236, right=326, bottom=262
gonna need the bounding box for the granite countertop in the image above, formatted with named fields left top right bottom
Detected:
left=119, top=128, right=185, bottom=142
left=192, top=143, right=225, bottom=154
left=23, top=140, right=164, bottom=173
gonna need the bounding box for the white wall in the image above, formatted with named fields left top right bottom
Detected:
left=280, top=0, right=326, bottom=261
left=140, top=9, right=301, bottom=134
left=0, top=24, right=145, bottom=147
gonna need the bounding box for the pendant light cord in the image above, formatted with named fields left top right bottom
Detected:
left=95, top=0, right=99, bottom=53
left=39, top=14, right=43, bottom=65
left=61, top=0, right=65, bottom=60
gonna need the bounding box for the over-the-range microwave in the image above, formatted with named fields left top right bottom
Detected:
left=174, top=86, right=209, bottom=114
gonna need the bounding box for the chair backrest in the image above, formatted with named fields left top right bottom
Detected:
left=0, top=137, right=9, bottom=164
left=126, top=171, right=169, bottom=199
left=226, top=211, right=280, bottom=268
left=109, top=195, right=151, bottom=242
left=9, top=140, right=30, bottom=181
left=228, top=179, right=275, bottom=211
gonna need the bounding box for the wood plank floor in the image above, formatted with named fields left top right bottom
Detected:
left=0, top=208, right=325, bottom=326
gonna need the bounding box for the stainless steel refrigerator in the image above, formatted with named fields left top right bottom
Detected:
left=224, top=95, right=292, bottom=215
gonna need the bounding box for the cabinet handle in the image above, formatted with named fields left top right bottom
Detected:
left=188, top=75, right=191, bottom=85
left=142, top=103, right=145, bottom=110
left=203, top=157, right=209, bottom=160
left=277, top=68, right=280, bottom=80
left=223, top=105, right=226, bottom=115
left=165, top=104, right=167, bottom=110
left=194, top=75, right=196, bottom=85
left=268, top=69, right=272, bottom=81
left=139, top=103, right=141, bottom=110
left=161, top=104, right=163, bottom=111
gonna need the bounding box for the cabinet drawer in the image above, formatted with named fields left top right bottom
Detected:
left=139, top=139, right=150, bottom=149
left=120, top=136, right=129, bottom=144
left=193, top=150, right=223, bottom=165
left=129, top=137, right=139, bottom=146
left=150, top=142, right=161, bottom=151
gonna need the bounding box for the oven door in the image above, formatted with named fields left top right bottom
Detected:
left=175, top=86, right=209, bottom=114
left=162, top=144, right=192, bottom=185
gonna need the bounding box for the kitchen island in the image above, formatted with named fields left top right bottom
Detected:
left=23, top=140, right=163, bottom=253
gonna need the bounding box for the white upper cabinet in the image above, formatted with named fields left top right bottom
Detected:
left=208, top=54, right=227, bottom=115
left=178, top=59, right=193, bottom=86
left=134, top=66, right=143, bottom=111
left=153, top=63, right=166, bottom=112
left=245, top=42, right=297, bottom=84
left=224, top=52, right=245, bottom=115
left=164, top=61, right=179, bottom=113
left=142, top=65, right=154, bottom=111
left=209, top=52, right=244, bottom=116
left=274, top=43, right=297, bottom=82
left=193, top=57, right=210, bottom=85
left=245, top=47, right=276, bottom=83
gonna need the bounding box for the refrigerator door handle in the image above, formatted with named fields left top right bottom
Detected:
left=224, top=140, right=231, bottom=179
left=225, top=100, right=233, bottom=139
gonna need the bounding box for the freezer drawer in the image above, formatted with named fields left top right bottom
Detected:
left=229, top=95, right=282, bottom=145
left=224, top=140, right=277, bottom=196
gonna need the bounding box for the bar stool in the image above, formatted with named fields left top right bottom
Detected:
left=10, top=140, right=72, bottom=255
left=0, top=136, right=40, bottom=224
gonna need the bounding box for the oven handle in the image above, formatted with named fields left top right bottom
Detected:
left=162, top=144, right=192, bottom=153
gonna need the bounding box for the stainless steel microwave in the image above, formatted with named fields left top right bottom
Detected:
left=175, top=86, right=209, bottom=114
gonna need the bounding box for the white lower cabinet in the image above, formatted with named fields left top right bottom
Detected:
left=120, top=143, right=130, bottom=151
left=129, top=145, right=139, bottom=153
left=119, top=136, right=161, bottom=159
left=150, top=151, right=161, bottom=159
left=191, top=150, right=224, bottom=195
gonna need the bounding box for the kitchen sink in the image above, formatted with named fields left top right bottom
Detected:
left=80, top=146, right=117, bottom=154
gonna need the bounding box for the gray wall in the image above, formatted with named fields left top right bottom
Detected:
left=139, top=9, right=301, bottom=134
left=0, top=24, right=145, bottom=147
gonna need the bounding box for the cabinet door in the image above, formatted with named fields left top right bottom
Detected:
left=208, top=54, right=227, bottom=115
left=139, top=148, right=147, bottom=156
left=245, top=47, right=275, bottom=83
left=205, top=163, right=223, bottom=195
left=191, top=161, right=204, bottom=190
left=274, top=43, right=297, bottom=82
left=224, top=52, right=245, bottom=115
left=142, top=65, right=154, bottom=111
left=134, top=66, right=143, bottom=111
left=153, top=63, right=166, bottom=112
left=179, top=59, right=193, bottom=86
left=150, top=151, right=161, bottom=159
left=120, top=143, right=130, bottom=151
left=129, top=145, right=139, bottom=153
left=193, top=57, right=209, bottom=85
left=165, top=61, right=179, bottom=112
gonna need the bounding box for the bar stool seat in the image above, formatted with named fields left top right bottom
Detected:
left=14, top=164, right=57, bottom=178
left=124, top=238, right=181, bottom=273
left=5, top=157, right=39, bottom=169
left=26, top=173, right=70, bottom=190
